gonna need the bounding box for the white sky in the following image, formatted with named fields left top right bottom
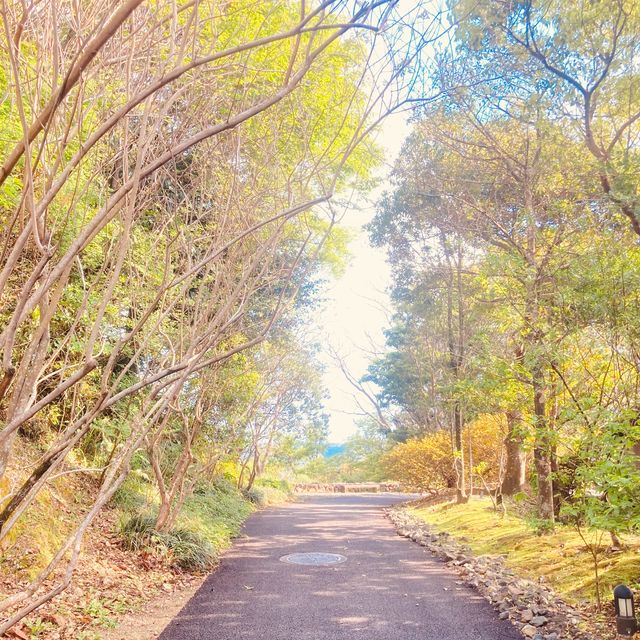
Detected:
left=318, top=112, right=410, bottom=442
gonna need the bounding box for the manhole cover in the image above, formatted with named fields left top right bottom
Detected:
left=279, top=552, right=347, bottom=566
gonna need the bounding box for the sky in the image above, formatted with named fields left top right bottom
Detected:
left=318, top=113, right=410, bottom=442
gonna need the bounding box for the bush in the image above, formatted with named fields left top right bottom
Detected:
left=383, top=416, right=506, bottom=492
left=526, top=515, right=555, bottom=536
left=163, top=529, right=217, bottom=571
left=383, top=431, right=456, bottom=493
left=120, top=514, right=217, bottom=571
left=110, top=474, right=148, bottom=513
left=209, top=475, right=238, bottom=494
left=118, top=475, right=267, bottom=573
left=242, top=487, right=265, bottom=505
left=256, top=478, right=290, bottom=492
left=176, top=481, right=254, bottom=552
left=120, top=514, right=157, bottom=551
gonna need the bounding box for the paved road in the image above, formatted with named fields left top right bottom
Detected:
left=159, top=494, right=521, bottom=640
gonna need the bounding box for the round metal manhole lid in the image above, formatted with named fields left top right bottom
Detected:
left=279, top=552, right=347, bottom=566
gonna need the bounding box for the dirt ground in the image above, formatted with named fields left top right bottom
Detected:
left=100, top=577, right=206, bottom=640
left=2, top=506, right=205, bottom=640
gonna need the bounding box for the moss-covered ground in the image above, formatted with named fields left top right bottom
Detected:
left=410, top=497, right=640, bottom=605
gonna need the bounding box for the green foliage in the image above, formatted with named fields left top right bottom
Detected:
left=560, top=416, right=640, bottom=533
left=120, top=515, right=217, bottom=571
left=25, top=618, right=56, bottom=638
left=110, top=472, right=152, bottom=513
left=172, top=482, right=254, bottom=551
left=117, top=473, right=261, bottom=571
left=301, top=422, right=391, bottom=483
left=163, top=529, right=218, bottom=572
left=82, top=598, right=117, bottom=628
left=119, top=515, right=157, bottom=550
left=525, top=516, right=556, bottom=537
left=256, top=478, right=289, bottom=491
left=241, top=487, right=265, bottom=505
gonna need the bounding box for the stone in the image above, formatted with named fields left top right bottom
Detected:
left=386, top=507, right=595, bottom=640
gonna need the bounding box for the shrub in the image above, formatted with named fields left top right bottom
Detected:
left=120, top=514, right=217, bottom=571
left=383, top=431, right=455, bottom=493
left=242, top=487, right=265, bottom=505
left=383, top=416, right=506, bottom=492
left=209, top=475, right=238, bottom=494
left=176, top=483, right=253, bottom=550
left=163, top=529, right=217, bottom=571
left=256, top=478, right=290, bottom=492
left=120, top=514, right=157, bottom=551
left=525, top=515, right=555, bottom=536
left=110, top=474, right=148, bottom=513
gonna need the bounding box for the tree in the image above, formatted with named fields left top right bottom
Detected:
left=383, top=415, right=505, bottom=494
left=0, top=0, right=441, bottom=629
left=469, top=0, right=640, bottom=237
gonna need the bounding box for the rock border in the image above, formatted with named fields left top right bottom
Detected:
left=387, top=507, right=593, bottom=640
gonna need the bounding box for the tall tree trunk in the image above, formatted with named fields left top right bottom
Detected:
left=246, top=449, right=260, bottom=491
left=441, top=235, right=468, bottom=504
left=532, top=371, right=554, bottom=521
left=453, top=401, right=468, bottom=503
left=523, top=195, right=554, bottom=522
left=501, top=410, right=526, bottom=496
left=155, top=500, right=172, bottom=532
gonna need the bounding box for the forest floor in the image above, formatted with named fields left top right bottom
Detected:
left=0, top=441, right=289, bottom=639
left=409, top=497, right=640, bottom=635
left=2, top=506, right=205, bottom=640
left=99, top=574, right=207, bottom=640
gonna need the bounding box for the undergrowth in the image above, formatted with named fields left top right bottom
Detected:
left=120, top=515, right=217, bottom=571
left=410, top=497, right=640, bottom=605
left=118, top=475, right=291, bottom=571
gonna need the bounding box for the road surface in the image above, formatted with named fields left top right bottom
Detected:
left=159, top=494, right=521, bottom=640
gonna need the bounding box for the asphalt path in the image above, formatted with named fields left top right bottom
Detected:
left=159, top=494, right=522, bottom=640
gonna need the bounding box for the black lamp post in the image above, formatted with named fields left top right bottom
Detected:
left=614, top=584, right=638, bottom=637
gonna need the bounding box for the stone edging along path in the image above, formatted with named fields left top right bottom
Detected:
left=387, top=507, right=594, bottom=640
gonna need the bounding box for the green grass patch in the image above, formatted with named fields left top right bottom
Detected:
left=117, top=474, right=292, bottom=570
left=410, top=497, right=640, bottom=605
left=177, top=487, right=254, bottom=553
left=120, top=514, right=218, bottom=571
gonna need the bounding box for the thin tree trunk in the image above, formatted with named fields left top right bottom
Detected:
left=532, top=372, right=554, bottom=521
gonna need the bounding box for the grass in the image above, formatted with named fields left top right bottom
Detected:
left=172, top=481, right=290, bottom=552
left=410, top=497, right=640, bottom=605
left=121, top=515, right=218, bottom=571
left=178, top=486, right=254, bottom=551
left=118, top=475, right=291, bottom=568
left=119, top=484, right=251, bottom=570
